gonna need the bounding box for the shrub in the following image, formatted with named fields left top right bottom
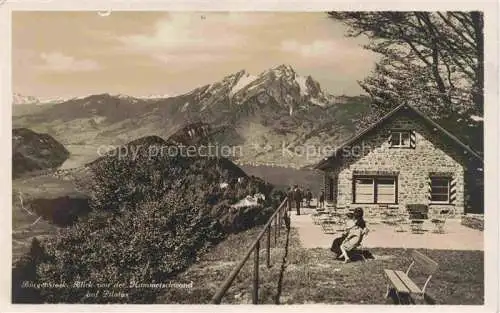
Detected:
left=34, top=195, right=225, bottom=303
left=14, top=137, right=278, bottom=303
left=86, top=139, right=274, bottom=213
left=12, top=238, right=48, bottom=303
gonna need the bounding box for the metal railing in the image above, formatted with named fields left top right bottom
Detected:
left=211, top=198, right=290, bottom=304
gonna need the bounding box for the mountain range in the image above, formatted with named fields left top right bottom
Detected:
left=12, top=64, right=372, bottom=168
left=12, top=93, right=174, bottom=106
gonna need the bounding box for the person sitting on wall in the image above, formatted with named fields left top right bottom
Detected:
left=330, top=207, right=367, bottom=263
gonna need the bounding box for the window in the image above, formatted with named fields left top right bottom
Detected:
left=377, top=178, right=397, bottom=203
left=430, top=177, right=451, bottom=203
left=354, top=176, right=397, bottom=204
left=354, top=178, right=374, bottom=203
left=390, top=130, right=411, bottom=148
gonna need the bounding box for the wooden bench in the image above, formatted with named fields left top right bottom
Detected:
left=384, top=250, right=438, bottom=304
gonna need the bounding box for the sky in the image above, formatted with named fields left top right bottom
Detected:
left=12, top=12, right=378, bottom=98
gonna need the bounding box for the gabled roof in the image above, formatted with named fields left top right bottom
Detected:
left=315, top=103, right=483, bottom=170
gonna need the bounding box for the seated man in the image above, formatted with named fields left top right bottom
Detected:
left=330, top=208, right=367, bottom=263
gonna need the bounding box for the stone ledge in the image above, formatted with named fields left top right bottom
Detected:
left=461, top=214, right=484, bottom=231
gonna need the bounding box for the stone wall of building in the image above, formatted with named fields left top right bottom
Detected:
left=323, top=108, right=471, bottom=217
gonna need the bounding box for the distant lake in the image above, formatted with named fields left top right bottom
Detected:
left=240, top=164, right=323, bottom=194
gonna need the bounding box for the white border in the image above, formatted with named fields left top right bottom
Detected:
left=1, top=1, right=498, bottom=313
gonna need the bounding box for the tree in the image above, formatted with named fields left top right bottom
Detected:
left=328, top=11, right=484, bottom=152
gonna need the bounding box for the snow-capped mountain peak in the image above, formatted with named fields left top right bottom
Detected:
left=295, top=75, right=309, bottom=96
left=138, top=94, right=173, bottom=99
left=13, top=93, right=86, bottom=105
left=265, top=64, right=296, bottom=77
left=230, top=71, right=258, bottom=96
left=231, top=65, right=331, bottom=108
left=12, top=93, right=40, bottom=105
left=13, top=65, right=331, bottom=118
left=181, top=65, right=333, bottom=115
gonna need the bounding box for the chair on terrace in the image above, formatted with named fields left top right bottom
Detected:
left=312, top=201, right=332, bottom=224
left=312, top=208, right=327, bottom=225
left=380, top=205, right=402, bottom=229
left=406, top=204, right=429, bottom=234
left=430, top=209, right=453, bottom=233
left=318, top=205, right=348, bottom=233
left=356, top=227, right=370, bottom=262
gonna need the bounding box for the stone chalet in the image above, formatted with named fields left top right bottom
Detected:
left=315, top=103, right=483, bottom=218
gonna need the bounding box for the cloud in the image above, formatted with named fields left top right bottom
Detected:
left=118, top=14, right=246, bottom=53
left=114, top=13, right=375, bottom=70
left=280, top=40, right=337, bottom=57
left=13, top=12, right=378, bottom=97
left=280, top=39, right=378, bottom=70
left=39, top=52, right=100, bottom=72
left=153, top=53, right=228, bottom=65
left=115, top=13, right=274, bottom=66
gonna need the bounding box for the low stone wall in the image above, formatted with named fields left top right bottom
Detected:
left=461, top=214, right=484, bottom=231
left=427, top=206, right=460, bottom=219
left=358, top=205, right=461, bottom=220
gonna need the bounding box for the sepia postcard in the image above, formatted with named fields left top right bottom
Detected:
left=1, top=1, right=499, bottom=312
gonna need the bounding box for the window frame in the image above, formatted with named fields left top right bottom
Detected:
left=429, top=176, right=452, bottom=204
left=352, top=175, right=398, bottom=204
left=390, top=130, right=412, bottom=148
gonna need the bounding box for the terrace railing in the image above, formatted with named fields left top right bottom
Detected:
left=211, top=198, right=290, bottom=304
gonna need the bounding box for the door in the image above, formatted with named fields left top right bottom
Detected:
left=328, top=177, right=334, bottom=201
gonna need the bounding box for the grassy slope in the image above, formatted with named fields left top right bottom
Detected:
left=281, top=230, right=484, bottom=305
left=12, top=103, right=56, bottom=117
left=157, top=226, right=484, bottom=305
left=157, top=225, right=290, bottom=304
left=12, top=170, right=89, bottom=263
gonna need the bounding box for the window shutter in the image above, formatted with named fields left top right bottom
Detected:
left=427, top=176, right=432, bottom=202
left=449, top=177, right=456, bottom=204
left=410, top=130, right=416, bottom=149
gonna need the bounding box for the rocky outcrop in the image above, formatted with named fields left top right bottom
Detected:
left=12, top=128, right=70, bottom=178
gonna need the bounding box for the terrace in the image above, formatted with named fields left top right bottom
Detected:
left=293, top=207, right=483, bottom=251
left=163, top=199, right=484, bottom=305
